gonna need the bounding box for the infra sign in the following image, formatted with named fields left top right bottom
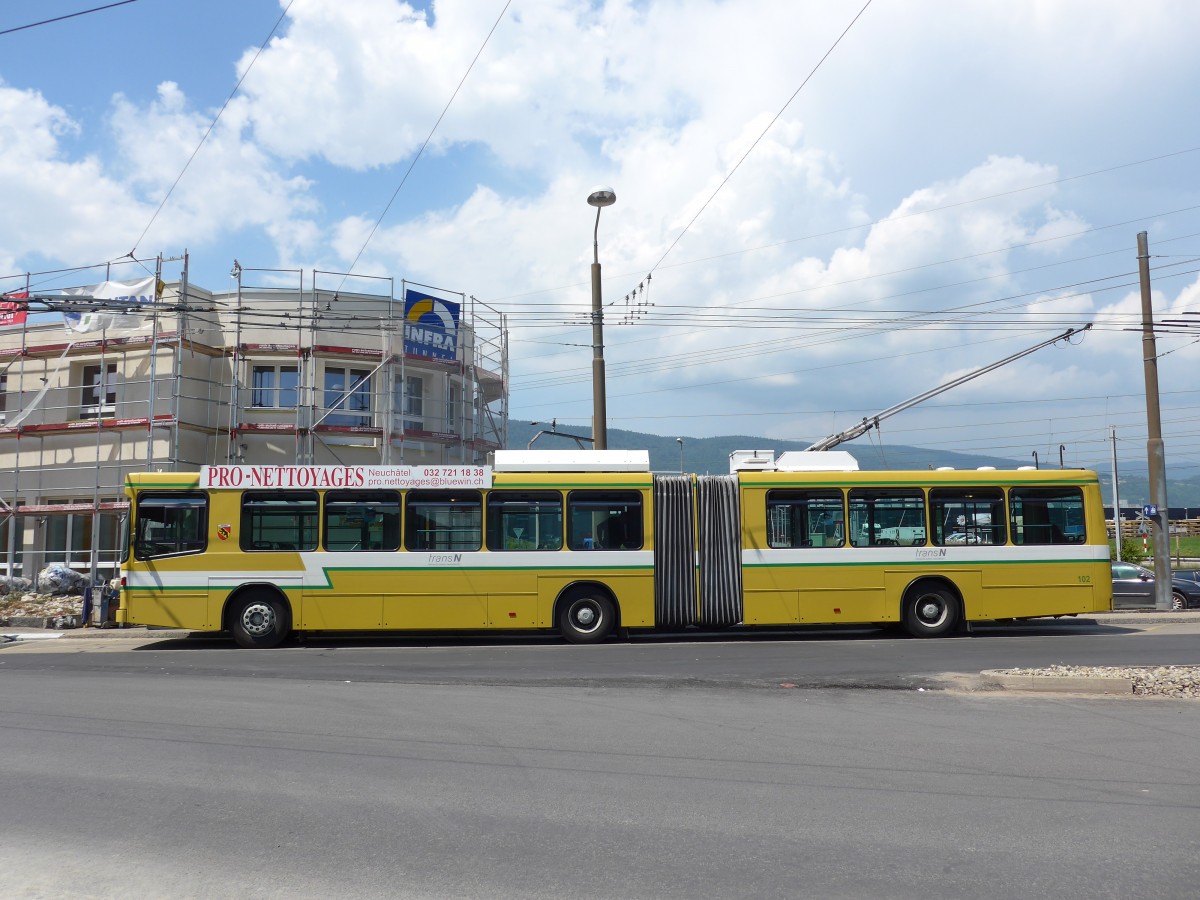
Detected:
left=403, top=289, right=460, bottom=360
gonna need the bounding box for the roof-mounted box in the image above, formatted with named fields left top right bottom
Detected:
left=729, top=449, right=860, bottom=473
left=775, top=451, right=860, bottom=472
left=494, top=449, right=650, bottom=473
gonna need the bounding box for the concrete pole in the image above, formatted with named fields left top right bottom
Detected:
left=586, top=188, right=615, bottom=451
left=1137, top=231, right=1171, bottom=610
left=590, top=252, right=607, bottom=451
left=1110, top=426, right=1121, bottom=563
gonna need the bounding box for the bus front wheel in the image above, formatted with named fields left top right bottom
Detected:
left=229, top=592, right=291, bottom=649
left=902, top=586, right=959, bottom=638
left=558, top=590, right=615, bottom=644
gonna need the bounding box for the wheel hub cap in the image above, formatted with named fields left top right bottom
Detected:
left=241, top=603, right=274, bottom=636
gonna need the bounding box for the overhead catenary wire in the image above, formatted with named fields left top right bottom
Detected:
left=124, top=1, right=297, bottom=259
left=625, top=0, right=876, bottom=293
left=0, top=0, right=138, bottom=37
left=336, top=0, right=514, bottom=288
left=511, top=260, right=1200, bottom=391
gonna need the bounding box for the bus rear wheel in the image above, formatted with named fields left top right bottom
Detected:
left=558, top=590, right=615, bottom=644
left=229, top=592, right=291, bottom=649
left=902, top=586, right=959, bottom=638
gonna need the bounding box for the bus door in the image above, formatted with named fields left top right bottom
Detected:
left=129, top=492, right=212, bottom=630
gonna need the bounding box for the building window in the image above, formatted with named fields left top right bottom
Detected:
left=251, top=365, right=299, bottom=408
left=1, top=502, right=24, bottom=575
left=0, top=373, right=7, bottom=414
left=81, top=363, right=117, bottom=419
left=394, top=374, right=424, bottom=431
left=43, top=500, right=123, bottom=568
left=446, top=383, right=460, bottom=431
left=324, top=367, right=371, bottom=426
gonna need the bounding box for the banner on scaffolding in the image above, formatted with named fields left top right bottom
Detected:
left=0, top=291, right=27, bottom=327
left=60, top=277, right=159, bottom=333
left=403, top=289, right=460, bottom=361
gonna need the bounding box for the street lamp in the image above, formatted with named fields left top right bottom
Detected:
left=677, top=437, right=684, bottom=474
left=587, top=186, right=616, bottom=450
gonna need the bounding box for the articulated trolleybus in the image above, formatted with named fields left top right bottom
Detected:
left=117, top=449, right=1112, bottom=647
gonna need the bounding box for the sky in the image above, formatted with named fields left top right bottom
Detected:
left=2, top=0, right=1200, bottom=484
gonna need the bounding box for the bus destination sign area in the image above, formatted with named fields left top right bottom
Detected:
left=200, top=465, right=493, bottom=490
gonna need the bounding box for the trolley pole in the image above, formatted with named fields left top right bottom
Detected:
left=1137, top=231, right=1171, bottom=610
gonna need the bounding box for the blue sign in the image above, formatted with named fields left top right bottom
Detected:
left=403, top=290, right=460, bottom=360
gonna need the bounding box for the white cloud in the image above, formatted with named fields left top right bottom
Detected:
left=0, top=81, right=145, bottom=269
left=5, top=0, right=1200, bottom=459
left=108, top=83, right=319, bottom=253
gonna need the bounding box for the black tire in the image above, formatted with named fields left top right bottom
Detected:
left=229, top=592, right=291, bottom=649
left=558, top=589, right=616, bottom=644
left=902, top=586, right=960, bottom=638
left=1171, top=591, right=1188, bottom=611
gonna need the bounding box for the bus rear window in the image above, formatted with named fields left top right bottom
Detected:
left=1010, top=487, right=1085, bottom=544
left=134, top=493, right=208, bottom=559
left=241, top=491, right=319, bottom=551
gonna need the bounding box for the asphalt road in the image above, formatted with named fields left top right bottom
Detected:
left=1, top=621, right=1198, bottom=899
left=3, top=617, right=1200, bottom=688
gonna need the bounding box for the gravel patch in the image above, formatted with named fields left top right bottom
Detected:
left=992, top=664, right=1200, bottom=699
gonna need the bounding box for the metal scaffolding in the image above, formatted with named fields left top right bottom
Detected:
left=0, top=259, right=508, bottom=586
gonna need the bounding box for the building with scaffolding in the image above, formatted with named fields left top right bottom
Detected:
left=0, top=257, right=508, bottom=585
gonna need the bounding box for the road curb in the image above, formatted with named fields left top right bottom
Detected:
left=980, top=669, right=1134, bottom=695
left=2, top=626, right=193, bottom=641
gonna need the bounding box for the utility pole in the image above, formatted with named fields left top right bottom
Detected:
left=1137, top=231, right=1171, bottom=610
left=1110, top=426, right=1121, bottom=563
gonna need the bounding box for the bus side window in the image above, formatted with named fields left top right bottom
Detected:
left=929, top=487, right=1006, bottom=546
left=848, top=489, right=926, bottom=547
left=324, top=490, right=401, bottom=552
left=567, top=490, right=643, bottom=550
left=241, top=491, right=319, bottom=552
left=765, top=489, right=844, bottom=548
left=405, top=490, right=482, bottom=551
left=486, top=491, right=563, bottom=551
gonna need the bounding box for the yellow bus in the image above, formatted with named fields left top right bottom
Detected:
left=116, top=449, right=1112, bottom=647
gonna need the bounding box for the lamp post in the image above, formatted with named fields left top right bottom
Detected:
left=677, top=437, right=684, bottom=474
left=587, top=186, right=616, bottom=450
